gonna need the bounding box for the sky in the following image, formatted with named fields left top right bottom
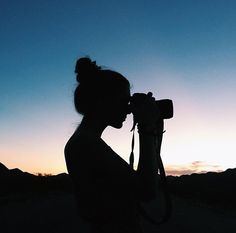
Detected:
left=1, top=0, right=236, bottom=176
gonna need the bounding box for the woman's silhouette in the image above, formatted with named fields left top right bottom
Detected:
left=64, top=57, right=160, bottom=233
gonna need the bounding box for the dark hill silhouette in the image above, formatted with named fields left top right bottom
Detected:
left=0, top=162, right=9, bottom=176
left=0, top=163, right=72, bottom=197
left=167, top=168, right=236, bottom=209
left=1, top=162, right=235, bottom=233
left=0, top=162, right=8, bottom=170
left=0, top=162, right=34, bottom=178
left=1, top=162, right=235, bottom=209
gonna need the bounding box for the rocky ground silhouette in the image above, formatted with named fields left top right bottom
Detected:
left=1, top=162, right=236, bottom=233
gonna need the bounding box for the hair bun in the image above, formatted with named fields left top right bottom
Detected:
left=75, top=57, right=101, bottom=83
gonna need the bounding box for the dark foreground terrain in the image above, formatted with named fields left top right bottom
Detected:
left=1, top=192, right=236, bottom=233
left=1, top=162, right=236, bottom=233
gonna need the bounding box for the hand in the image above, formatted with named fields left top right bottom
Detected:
left=130, top=92, right=160, bottom=127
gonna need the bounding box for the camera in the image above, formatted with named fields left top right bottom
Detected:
left=129, top=93, right=174, bottom=120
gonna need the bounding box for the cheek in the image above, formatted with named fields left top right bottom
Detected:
left=112, top=105, right=126, bottom=117
left=106, top=99, right=129, bottom=118
left=107, top=108, right=123, bottom=122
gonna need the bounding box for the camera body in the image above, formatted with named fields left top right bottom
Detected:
left=129, top=93, right=174, bottom=120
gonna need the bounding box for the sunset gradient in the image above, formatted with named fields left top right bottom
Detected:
left=1, top=0, right=236, bottom=175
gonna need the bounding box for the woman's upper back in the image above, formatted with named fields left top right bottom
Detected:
left=64, top=130, right=141, bottom=225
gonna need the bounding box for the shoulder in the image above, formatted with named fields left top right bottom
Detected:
left=64, top=131, right=107, bottom=163
left=65, top=131, right=91, bottom=153
left=65, top=131, right=92, bottom=156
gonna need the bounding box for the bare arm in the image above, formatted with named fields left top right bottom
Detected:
left=137, top=133, right=159, bottom=198
left=131, top=93, right=161, bottom=200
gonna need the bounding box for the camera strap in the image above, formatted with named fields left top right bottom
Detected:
left=129, top=121, right=136, bottom=168
left=129, top=121, right=172, bottom=225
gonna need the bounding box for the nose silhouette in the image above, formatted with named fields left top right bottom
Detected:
left=127, top=103, right=132, bottom=114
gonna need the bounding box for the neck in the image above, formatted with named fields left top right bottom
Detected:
left=78, top=116, right=107, bottom=138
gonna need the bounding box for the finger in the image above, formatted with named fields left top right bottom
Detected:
left=147, top=92, right=153, bottom=97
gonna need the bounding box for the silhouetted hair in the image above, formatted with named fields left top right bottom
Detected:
left=74, top=57, right=130, bottom=115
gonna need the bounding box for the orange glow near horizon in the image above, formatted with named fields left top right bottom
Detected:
left=1, top=69, right=236, bottom=176
left=1, top=92, right=236, bottom=176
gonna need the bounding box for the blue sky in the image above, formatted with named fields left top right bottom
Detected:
left=1, top=0, right=236, bottom=175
